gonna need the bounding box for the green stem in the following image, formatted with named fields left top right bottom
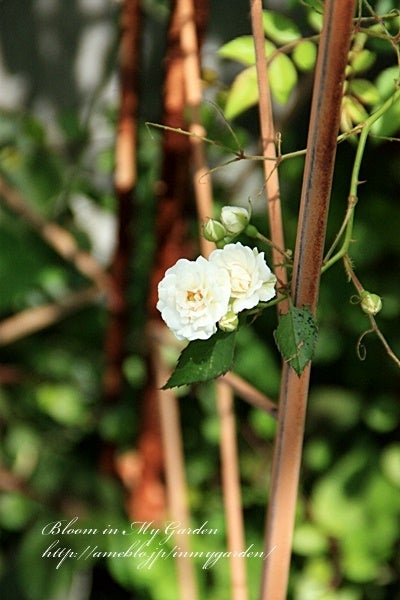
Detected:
left=322, top=88, right=400, bottom=273
left=255, top=231, right=293, bottom=262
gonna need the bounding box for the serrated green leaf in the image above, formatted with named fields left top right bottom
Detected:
left=292, top=40, right=317, bottom=72
left=218, top=36, right=275, bottom=66
left=224, top=66, right=259, bottom=119
left=163, top=329, right=236, bottom=389
left=262, top=10, right=301, bottom=45
left=349, top=79, right=380, bottom=105
left=269, top=53, right=298, bottom=104
left=274, top=306, right=318, bottom=375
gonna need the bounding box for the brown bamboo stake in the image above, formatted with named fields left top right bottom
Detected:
left=179, top=0, right=215, bottom=257
left=143, top=3, right=199, bottom=596
left=260, top=1, right=356, bottom=598
left=217, top=381, right=249, bottom=600
left=103, top=0, right=140, bottom=404
left=249, top=0, right=288, bottom=306
left=150, top=321, right=198, bottom=600
left=179, top=1, right=248, bottom=598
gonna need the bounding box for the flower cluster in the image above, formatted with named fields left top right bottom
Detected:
left=157, top=241, right=277, bottom=342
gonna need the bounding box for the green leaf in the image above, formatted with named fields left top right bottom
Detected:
left=274, top=305, right=318, bottom=375
left=293, top=522, right=329, bottom=556
left=269, top=53, right=298, bottom=104
left=262, top=10, right=301, bottom=45
left=163, top=329, right=236, bottom=389
left=292, top=40, right=317, bottom=72
left=350, top=49, right=376, bottom=74
left=381, top=443, right=400, bottom=488
left=349, top=79, right=380, bottom=105
left=35, top=384, right=88, bottom=426
left=371, top=67, right=400, bottom=137
left=218, top=36, right=275, bottom=66
left=224, top=66, right=259, bottom=119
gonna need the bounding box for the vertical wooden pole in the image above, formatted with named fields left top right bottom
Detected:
left=260, top=2, right=356, bottom=598
left=250, top=0, right=288, bottom=303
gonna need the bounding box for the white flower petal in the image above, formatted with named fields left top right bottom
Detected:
left=209, top=242, right=277, bottom=313
left=157, top=256, right=231, bottom=341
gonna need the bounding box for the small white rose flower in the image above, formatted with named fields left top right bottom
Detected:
left=209, top=242, right=277, bottom=313
left=157, top=256, right=231, bottom=341
left=220, top=206, right=250, bottom=235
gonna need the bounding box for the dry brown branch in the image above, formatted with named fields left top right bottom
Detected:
left=0, top=286, right=101, bottom=346
left=0, top=176, right=111, bottom=293
left=221, top=372, right=277, bottom=419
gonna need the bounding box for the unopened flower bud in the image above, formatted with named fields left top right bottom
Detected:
left=360, top=291, right=382, bottom=316
left=220, top=206, right=250, bottom=235
left=218, top=310, right=239, bottom=333
left=244, top=224, right=259, bottom=238
left=203, top=218, right=227, bottom=243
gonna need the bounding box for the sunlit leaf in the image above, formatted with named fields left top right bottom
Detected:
left=274, top=305, right=318, bottom=375
left=307, top=6, right=323, bottom=32
left=341, top=95, right=368, bottom=130
left=371, top=67, right=400, bottom=138
left=269, top=53, right=298, bottom=104
left=381, top=443, right=400, bottom=487
left=293, top=523, right=329, bottom=556
left=218, top=36, right=275, bottom=66
left=350, top=49, right=376, bottom=74
left=0, top=493, right=37, bottom=530
left=292, top=40, right=317, bottom=72
left=35, top=384, right=88, bottom=426
left=224, top=66, right=259, bottom=119
left=349, top=79, right=380, bottom=105
left=262, top=10, right=301, bottom=45
left=163, top=329, right=236, bottom=389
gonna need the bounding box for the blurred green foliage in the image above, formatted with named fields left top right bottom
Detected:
left=0, top=1, right=400, bottom=599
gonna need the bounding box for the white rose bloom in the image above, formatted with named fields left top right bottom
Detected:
left=209, top=242, right=277, bottom=313
left=157, top=256, right=231, bottom=341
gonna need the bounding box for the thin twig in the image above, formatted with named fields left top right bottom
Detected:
left=0, top=176, right=111, bottom=293
left=344, top=255, right=400, bottom=368
left=220, top=372, right=278, bottom=419
left=0, top=287, right=101, bottom=346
